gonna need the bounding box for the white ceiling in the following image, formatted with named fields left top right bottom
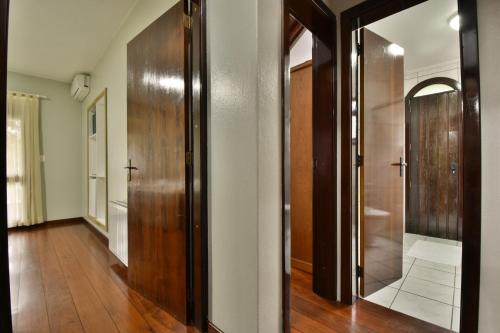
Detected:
left=8, top=0, right=138, bottom=83
left=290, top=30, right=312, bottom=68
left=366, top=0, right=460, bottom=71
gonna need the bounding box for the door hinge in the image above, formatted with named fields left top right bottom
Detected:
left=183, top=14, right=192, bottom=29
left=356, top=155, right=363, bottom=167
left=185, top=151, right=193, bottom=166
left=356, top=43, right=362, bottom=56
left=356, top=265, right=363, bottom=278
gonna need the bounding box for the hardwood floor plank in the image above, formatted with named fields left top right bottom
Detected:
left=49, top=226, right=119, bottom=333
left=292, top=293, right=371, bottom=333
left=291, top=309, right=341, bottom=333
left=16, top=231, right=50, bottom=333
left=53, top=225, right=155, bottom=333
left=64, top=223, right=196, bottom=333
left=291, top=268, right=452, bottom=333
left=35, top=229, right=84, bottom=333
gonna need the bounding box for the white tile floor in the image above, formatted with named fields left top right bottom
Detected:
left=364, top=233, right=462, bottom=331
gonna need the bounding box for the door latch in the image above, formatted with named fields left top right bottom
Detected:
left=124, top=159, right=138, bottom=181
left=356, top=155, right=363, bottom=167
left=356, top=265, right=363, bottom=278
left=390, top=157, right=407, bottom=177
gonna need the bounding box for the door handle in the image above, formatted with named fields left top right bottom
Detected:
left=450, top=161, right=458, bottom=175
left=391, top=157, right=407, bottom=177
left=124, top=159, right=138, bottom=181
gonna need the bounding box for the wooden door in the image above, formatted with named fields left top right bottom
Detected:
left=406, top=91, right=462, bottom=240
left=291, top=61, right=313, bottom=274
left=360, top=28, right=404, bottom=297
left=127, top=1, right=188, bottom=323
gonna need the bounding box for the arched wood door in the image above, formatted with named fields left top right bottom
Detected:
left=405, top=78, right=463, bottom=241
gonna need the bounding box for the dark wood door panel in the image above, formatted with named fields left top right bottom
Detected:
left=312, top=35, right=336, bottom=300
left=406, top=91, right=461, bottom=240
left=127, top=0, right=188, bottom=323
left=360, top=28, right=404, bottom=297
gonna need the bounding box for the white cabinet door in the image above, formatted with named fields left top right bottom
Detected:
left=89, top=178, right=96, bottom=217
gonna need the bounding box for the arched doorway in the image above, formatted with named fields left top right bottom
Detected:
left=405, top=77, right=463, bottom=241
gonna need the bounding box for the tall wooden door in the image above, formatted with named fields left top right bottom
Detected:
left=127, top=1, right=189, bottom=323
left=291, top=61, right=313, bottom=274
left=359, top=28, right=404, bottom=297
left=406, top=90, right=462, bottom=240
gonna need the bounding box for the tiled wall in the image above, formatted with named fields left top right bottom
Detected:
left=404, top=60, right=461, bottom=96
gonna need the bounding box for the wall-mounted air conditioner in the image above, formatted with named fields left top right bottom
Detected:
left=71, top=74, right=90, bottom=102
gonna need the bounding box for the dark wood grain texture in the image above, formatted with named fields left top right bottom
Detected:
left=190, top=1, right=204, bottom=331
left=283, top=1, right=337, bottom=331
left=340, top=1, right=482, bottom=332
left=457, top=0, right=482, bottom=331
left=127, top=1, right=188, bottom=323
left=405, top=79, right=462, bottom=241
left=198, top=0, right=209, bottom=330
left=291, top=61, right=313, bottom=274
left=311, top=23, right=336, bottom=301
left=0, top=0, right=12, bottom=331
left=359, top=28, right=404, bottom=297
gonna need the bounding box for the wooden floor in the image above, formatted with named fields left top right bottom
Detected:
left=9, top=221, right=453, bottom=333
left=8, top=220, right=195, bottom=333
left=291, top=268, right=451, bottom=333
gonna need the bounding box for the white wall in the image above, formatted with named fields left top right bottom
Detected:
left=478, top=0, right=500, bottom=331
left=290, top=31, right=313, bottom=68
left=257, top=1, right=282, bottom=331
left=82, top=0, right=178, bottom=221
left=404, top=60, right=461, bottom=96
left=7, top=71, right=83, bottom=221
left=207, top=0, right=259, bottom=331
left=207, top=0, right=337, bottom=331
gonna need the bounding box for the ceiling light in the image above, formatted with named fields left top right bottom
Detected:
left=387, top=43, right=404, bottom=56
left=449, top=14, right=460, bottom=31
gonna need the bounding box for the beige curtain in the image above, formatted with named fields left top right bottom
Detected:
left=7, top=93, right=43, bottom=228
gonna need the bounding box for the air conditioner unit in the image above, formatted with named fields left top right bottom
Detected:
left=71, top=74, right=90, bottom=102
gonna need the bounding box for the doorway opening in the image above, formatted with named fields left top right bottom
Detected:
left=282, top=0, right=336, bottom=331
left=341, top=0, right=481, bottom=332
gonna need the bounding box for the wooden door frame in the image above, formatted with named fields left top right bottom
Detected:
left=340, top=1, right=482, bottom=332
left=282, top=0, right=337, bottom=332
left=187, top=0, right=209, bottom=331
left=0, top=0, right=209, bottom=331
left=0, top=0, right=11, bottom=331
left=404, top=77, right=463, bottom=241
